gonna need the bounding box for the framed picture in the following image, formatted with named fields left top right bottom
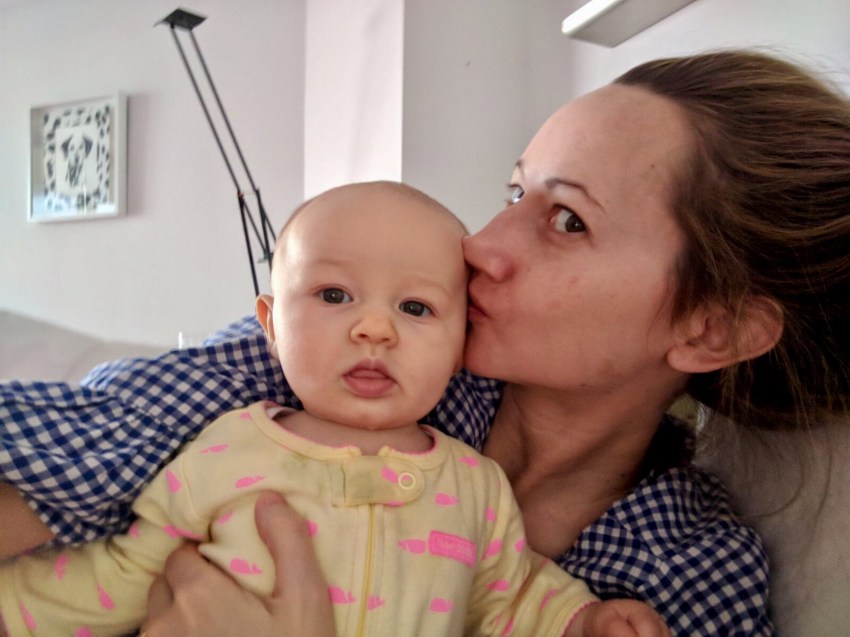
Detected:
left=28, top=94, right=127, bottom=223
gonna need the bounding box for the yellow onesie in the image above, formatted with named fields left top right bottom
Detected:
left=0, top=401, right=597, bottom=637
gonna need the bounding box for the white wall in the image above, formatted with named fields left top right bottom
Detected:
left=0, top=0, right=305, bottom=346
left=2, top=0, right=848, bottom=346
left=526, top=0, right=850, bottom=126
left=402, top=0, right=531, bottom=232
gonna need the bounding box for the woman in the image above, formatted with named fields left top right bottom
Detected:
left=3, top=49, right=849, bottom=636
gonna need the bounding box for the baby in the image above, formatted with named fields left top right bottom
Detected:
left=0, top=181, right=668, bottom=637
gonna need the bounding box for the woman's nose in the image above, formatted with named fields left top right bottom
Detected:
left=350, top=311, right=398, bottom=347
left=462, top=208, right=518, bottom=282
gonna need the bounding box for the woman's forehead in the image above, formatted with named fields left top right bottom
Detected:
left=521, top=85, right=694, bottom=207
left=538, top=86, right=690, bottom=155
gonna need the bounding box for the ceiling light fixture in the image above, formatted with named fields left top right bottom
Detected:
left=562, top=0, right=698, bottom=47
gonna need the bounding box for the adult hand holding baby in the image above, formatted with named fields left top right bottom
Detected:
left=141, top=492, right=335, bottom=637
left=566, top=600, right=671, bottom=637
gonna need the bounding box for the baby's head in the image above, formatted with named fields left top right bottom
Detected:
left=256, top=181, right=468, bottom=431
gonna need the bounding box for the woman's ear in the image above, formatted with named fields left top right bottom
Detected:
left=255, top=294, right=278, bottom=355
left=667, top=296, right=783, bottom=373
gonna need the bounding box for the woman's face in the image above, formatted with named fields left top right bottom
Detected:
left=463, top=84, right=695, bottom=398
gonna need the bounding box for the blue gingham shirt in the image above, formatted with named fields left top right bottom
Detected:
left=0, top=316, right=773, bottom=636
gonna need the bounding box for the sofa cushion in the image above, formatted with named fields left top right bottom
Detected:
left=0, top=310, right=165, bottom=382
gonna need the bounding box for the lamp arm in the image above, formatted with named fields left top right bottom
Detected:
left=159, top=8, right=276, bottom=297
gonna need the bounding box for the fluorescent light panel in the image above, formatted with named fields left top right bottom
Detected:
left=562, top=0, right=698, bottom=47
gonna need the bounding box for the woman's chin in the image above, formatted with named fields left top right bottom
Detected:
left=462, top=341, right=497, bottom=378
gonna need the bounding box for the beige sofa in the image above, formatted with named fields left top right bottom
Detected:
left=0, top=310, right=164, bottom=382
left=697, top=417, right=850, bottom=636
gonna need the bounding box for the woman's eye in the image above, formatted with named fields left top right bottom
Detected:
left=319, top=288, right=352, bottom=304
left=551, top=208, right=586, bottom=233
left=400, top=300, right=432, bottom=317
left=506, top=185, right=524, bottom=205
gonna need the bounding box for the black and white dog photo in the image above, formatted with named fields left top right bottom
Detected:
left=60, top=129, right=95, bottom=190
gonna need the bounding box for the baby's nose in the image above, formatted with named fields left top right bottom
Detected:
left=350, top=311, right=398, bottom=346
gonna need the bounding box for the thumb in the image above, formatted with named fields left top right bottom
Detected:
left=253, top=491, right=336, bottom=636
left=254, top=491, right=323, bottom=597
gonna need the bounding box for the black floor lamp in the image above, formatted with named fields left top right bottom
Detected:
left=158, top=8, right=275, bottom=297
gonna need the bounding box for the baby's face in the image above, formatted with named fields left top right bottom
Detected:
left=261, top=184, right=467, bottom=431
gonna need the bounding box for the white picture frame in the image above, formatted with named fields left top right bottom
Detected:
left=28, top=94, right=127, bottom=223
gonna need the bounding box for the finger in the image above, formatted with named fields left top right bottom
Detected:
left=612, top=601, right=671, bottom=637
left=140, top=544, right=202, bottom=636
left=144, top=571, right=174, bottom=623
left=161, top=543, right=213, bottom=595
left=621, top=602, right=670, bottom=637
left=580, top=601, right=669, bottom=637
left=594, top=616, right=638, bottom=637
left=254, top=491, right=323, bottom=597
left=142, top=543, right=245, bottom=637
left=631, top=612, right=670, bottom=637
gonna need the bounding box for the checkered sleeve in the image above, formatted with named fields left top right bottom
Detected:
left=0, top=316, right=294, bottom=546
left=559, top=467, right=774, bottom=636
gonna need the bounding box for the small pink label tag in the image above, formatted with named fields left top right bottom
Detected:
left=428, top=530, right=476, bottom=566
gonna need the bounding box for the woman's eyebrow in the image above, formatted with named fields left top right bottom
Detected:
left=515, top=159, right=604, bottom=212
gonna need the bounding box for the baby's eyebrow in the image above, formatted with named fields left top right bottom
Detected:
left=407, top=278, right=456, bottom=301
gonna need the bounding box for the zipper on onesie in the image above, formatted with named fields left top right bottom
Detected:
left=355, top=504, right=377, bottom=636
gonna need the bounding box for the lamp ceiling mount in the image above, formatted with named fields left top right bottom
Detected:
left=158, top=8, right=206, bottom=31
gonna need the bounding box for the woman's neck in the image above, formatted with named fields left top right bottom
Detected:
left=277, top=409, right=433, bottom=455
left=483, top=383, right=669, bottom=557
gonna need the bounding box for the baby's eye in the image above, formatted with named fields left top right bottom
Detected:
left=400, top=300, right=432, bottom=317
left=551, top=208, right=586, bottom=233
left=506, top=185, right=524, bottom=205
left=320, top=288, right=352, bottom=304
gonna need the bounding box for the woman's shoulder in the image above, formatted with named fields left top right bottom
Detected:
left=618, top=465, right=757, bottom=547
left=565, top=465, right=773, bottom=636
left=572, top=464, right=770, bottom=568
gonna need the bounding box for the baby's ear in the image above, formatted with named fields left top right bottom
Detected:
left=255, top=294, right=278, bottom=357
left=667, top=296, right=783, bottom=373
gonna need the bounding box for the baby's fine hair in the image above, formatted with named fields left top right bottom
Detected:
left=270, top=181, right=466, bottom=287
left=617, top=49, right=850, bottom=432
left=277, top=181, right=465, bottom=244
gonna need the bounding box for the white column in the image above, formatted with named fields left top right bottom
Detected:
left=303, top=0, right=404, bottom=199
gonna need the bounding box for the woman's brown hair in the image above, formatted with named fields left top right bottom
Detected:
left=616, top=50, right=850, bottom=432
